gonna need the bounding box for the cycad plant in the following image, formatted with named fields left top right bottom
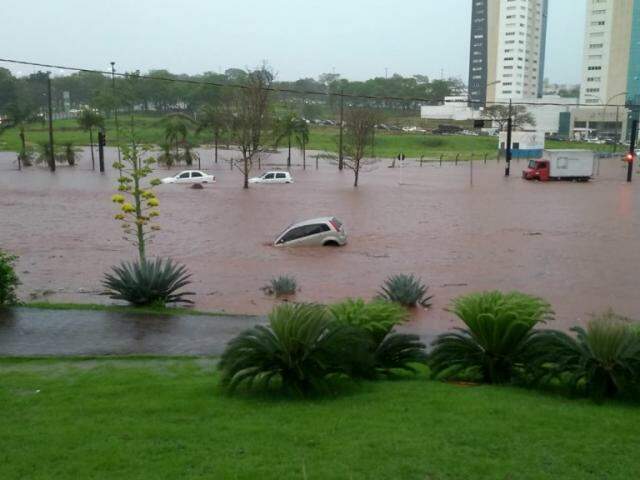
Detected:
left=529, top=312, right=640, bottom=402
left=330, top=298, right=426, bottom=377
left=377, top=274, right=433, bottom=308
left=102, top=257, right=194, bottom=306
left=429, top=291, right=553, bottom=384
left=219, top=303, right=368, bottom=395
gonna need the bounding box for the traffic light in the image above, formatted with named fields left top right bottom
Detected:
left=625, top=153, right=635, bottom=163
left=98, top=131, right=106, bottom=147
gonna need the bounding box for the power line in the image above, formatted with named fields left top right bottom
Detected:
left=0, top=57, right=631, bottom=109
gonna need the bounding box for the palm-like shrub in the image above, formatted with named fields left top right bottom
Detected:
left=330, top=298, right=407, bottom=344
left=102, top=257, right=194, bottom=306
left=429, top=291, right=553, bottom=384
left=265, top=275, right=297, bottom=297
left=0, top=249, right=20, bottom=306
left=375, top=332, right=428, bottom=375
left=219, top=304, right=368, bottom=395
left=530, top=312, right=640, bottom=401
left=377, top=274, right=433, bottom=308
left=330, top=298, right=426, bottom=377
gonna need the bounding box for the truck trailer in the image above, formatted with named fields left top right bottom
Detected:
left=522, top=150, right=595, bottom=182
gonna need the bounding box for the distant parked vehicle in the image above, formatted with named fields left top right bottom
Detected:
left=522, top=150, right=595, bottom=182
left=161, top=170, right=216, bottom=184
left=249, top=171, right=293, bottom=184
left=274, top=217, right=347, bottom=247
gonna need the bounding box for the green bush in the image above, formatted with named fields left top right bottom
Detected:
left=530, top=311, right=640, bottom=402
left=377, top=274, right=433, bottom=308
left=0, top=250, right=20, bottom=306
left=429, top=291, right=553, bottom=384
left=330, top=298, right=426, bottom=377
left=330, top=298, right=407, bottom=345
left=265, top=275, right=297, bottom=297
left=219, top=303, right=369, bottom=395
left=102, top=257, right=194, bottom=306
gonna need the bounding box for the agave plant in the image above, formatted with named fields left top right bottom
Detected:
left=377, top=274, right=433, bottom=308
left=219, top=303, right=369, bottom=395
left=102, top=257, right=194, bottom=306
left=529, top=312, right=640, bottom=401
left=264, top=275, right=297, bottom=297
left=330, top=298, right=426, bottom=377
left=429, top=291, right=553, bottom=384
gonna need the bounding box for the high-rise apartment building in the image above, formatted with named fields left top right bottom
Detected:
left=468, top=0, right=548, bottom=108
left=627, top=0, right=640, bottom=107
left=579, top=0, right=635, bottom=106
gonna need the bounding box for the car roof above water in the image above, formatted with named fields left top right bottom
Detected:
left=289, top=217, right=336, bottom=228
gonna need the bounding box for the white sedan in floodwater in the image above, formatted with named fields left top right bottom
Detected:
left=249, top=171, right=293, bottom=184
left=161, top=170, right=216, bottom=184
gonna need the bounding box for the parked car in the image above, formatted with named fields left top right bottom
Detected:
left=161, top=170, right=216, bottom=184
left=249, top=171, right=293, bottom=184
left=274, top=217, right=347, bottom=247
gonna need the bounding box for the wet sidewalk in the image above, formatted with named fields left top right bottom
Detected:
left=0, top=307, right=441, bottom=357
left=0, top=308, right=264, bottom=356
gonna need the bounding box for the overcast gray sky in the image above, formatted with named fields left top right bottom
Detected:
left=1, top=0, right=585, bottom=83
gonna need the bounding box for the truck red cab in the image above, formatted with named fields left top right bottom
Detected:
left=523, top=160, right=550, bottom=181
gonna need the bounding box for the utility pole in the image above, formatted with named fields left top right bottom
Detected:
left=46, top=72, right=56, bottom=172
left=505, top=99, right=512, bottom=177
left=111, top=61, right=122, bottom=165
left=627, top=119, right=638, bottom=183
left=338, top=89, right=344, bottom=171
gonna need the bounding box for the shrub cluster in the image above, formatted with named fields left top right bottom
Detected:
left=429, top=293, right=640, bottom=403
left=0, top=249, right=20, bottom=306
left=219, top=300, right=427, bottom=396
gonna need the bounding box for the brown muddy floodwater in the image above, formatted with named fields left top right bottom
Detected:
left=0, top=147, right=638, bottom=336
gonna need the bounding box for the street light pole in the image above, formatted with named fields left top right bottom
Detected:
left=505, top=99, right=512, bottom=177
left=46, top=72, right=56, bottom=172
left=111, top=61, right=122, bottom=165
left=338, top=89, right=344, bottom=171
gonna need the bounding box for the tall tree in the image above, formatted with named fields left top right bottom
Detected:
left=274, top=112, right=309, bottom=168
left=228, top=68, right=273, bottom=189
left=343, top=108, right=381, bottom=187
left=161, top=114, right=193, bottom=165
left=196, top=103, right=228, bottom=164
left=482, top=105, right=536, bottom=131
left=77, top=108, right=104, bottom=170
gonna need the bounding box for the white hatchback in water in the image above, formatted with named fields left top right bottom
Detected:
left=161, top=170, right=216, bottom=184
left=249, top=171, right=293, bottom=184
left=274, top=217, right=347, bottom=247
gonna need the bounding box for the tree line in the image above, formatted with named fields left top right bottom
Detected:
left=0, top=66, right=462, bottom=121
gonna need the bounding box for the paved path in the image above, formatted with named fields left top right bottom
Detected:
left=0, top=308, right=441, bottom=357
left=0, top=308, right=264, bottom=356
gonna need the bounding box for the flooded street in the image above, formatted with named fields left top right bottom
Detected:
left=1, top=147, right=638, bottom=336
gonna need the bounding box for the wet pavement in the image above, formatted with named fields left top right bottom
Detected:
left=0, top=307, right=262, bottom=356
left=1, top=147, right=639, bottom=338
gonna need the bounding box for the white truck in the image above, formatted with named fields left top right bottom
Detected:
left=522, top=149, right=595, bottom=182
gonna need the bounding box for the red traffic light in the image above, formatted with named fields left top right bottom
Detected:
left=625, top=153, right=635, bottom=163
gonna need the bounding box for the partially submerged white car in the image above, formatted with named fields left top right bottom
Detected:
left=249, top=171, right=293, bottom=184
left=274, top=217, right=347, bottom=247
left=161, top=170, right=216, bottom=184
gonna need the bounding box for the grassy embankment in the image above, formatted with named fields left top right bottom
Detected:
left=0, top=115, right=613, bottom=161
left=1, top=358, right=638, bottom=480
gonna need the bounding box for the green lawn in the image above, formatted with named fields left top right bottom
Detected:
left=0, top=115, right=614, bottom=161
left=1, top=358, right=637, bottom=480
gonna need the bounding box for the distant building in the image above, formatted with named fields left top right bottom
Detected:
left=573, top=0, right=640, bottom=140
left=579, top=0, right=635, bottom=106
left=468, top=0, right=549, bottom=109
